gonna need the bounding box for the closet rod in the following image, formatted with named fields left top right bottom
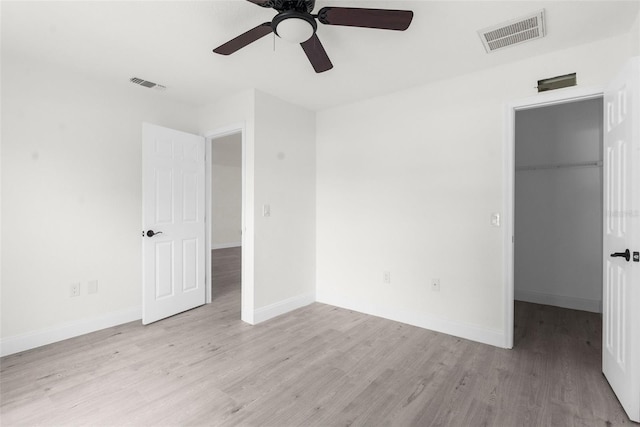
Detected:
left=515, top=160, right=602, bottom=172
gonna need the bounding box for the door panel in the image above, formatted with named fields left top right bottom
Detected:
left=155, top=241, right=174, bottom=299
left=183, top=172, right=199, bottom=221
left=156, top=168, right=174, bottom=223
left=602, top=57, right=639, bottom=422
left=182, top=238, right=198, bottom=291
left=143, top=123, right=206, bottom=324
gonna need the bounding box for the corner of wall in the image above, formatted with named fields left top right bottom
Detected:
left=316, top=289, right=505, bottom=348
left=253, top=291, right=316, bottom=324
left=252, top=91, right=316, bottom=310
left=198, top=89, right=256, bottom=136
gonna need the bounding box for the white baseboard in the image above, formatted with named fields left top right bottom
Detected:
left=253, top=291, right=316, bottom=324
left=0, top=307, right=141, bottom=357
left=515, top=289, right=601, bottom=313
left=211, top=242, right=242, bottom=250
left=316, top=290, right=505, bottom=348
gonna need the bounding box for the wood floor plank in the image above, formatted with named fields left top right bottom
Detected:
left=0, top=248, right=633, bottom=426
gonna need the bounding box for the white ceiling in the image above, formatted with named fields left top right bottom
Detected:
left=2, top=0, right=638, bottom=111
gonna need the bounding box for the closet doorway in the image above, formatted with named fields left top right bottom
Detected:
left=514, top=97, right=603, bottom=314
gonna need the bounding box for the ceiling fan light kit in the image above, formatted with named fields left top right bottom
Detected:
left=272, top=10, right=317, bottom=43
left=213, top=0, right=414, bottom=73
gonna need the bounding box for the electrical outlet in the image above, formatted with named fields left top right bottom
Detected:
left=88, top=280, right=98, bottom=294
left=383, top=271, right=391, bottom=284
left=70, top=283, right=81, bottom=297
left=431, top=278, right=441, bottom=292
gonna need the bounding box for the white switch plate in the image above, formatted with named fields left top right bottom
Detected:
left=491, top=212, right=500, bottom=227
left=431, top=278, right=441, bottom=292
left=383, top=271, right=391, bottom=284
left=263, top=204, right=271, bottom=217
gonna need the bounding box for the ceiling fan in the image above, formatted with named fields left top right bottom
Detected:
left=213, top=0, right=414, bottom=73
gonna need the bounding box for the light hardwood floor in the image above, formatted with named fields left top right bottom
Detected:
left=0, top=247, right=632, bottom=426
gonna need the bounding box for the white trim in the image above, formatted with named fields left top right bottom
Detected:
left=253, top=292, right=316, bottom=324
left=211, top=242, right=242, bottom=250
left=515, top=290, right=601, bottom=313
left=317, top=290, right=504, bottom=348
left=503, top=85, right=604, bottom=349
left=503, top=102, right=515, bottom=349
left=204, top=123, right=254, bottom=323
left=507, top=85, right=604, bottom=112
left=0, top=307, right=141, bottom=357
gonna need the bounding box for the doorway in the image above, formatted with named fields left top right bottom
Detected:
left=502, top=86, right=605, bottom=349
left=205, top=124, right=252, bottom=323
left=210, top=132, right=242, bottom=313
left=514, top=97, right=603, bottom=314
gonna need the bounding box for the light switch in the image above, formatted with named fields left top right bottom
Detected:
left=263, top=204, right=271, bottom=217
left=491, top=213, right=500, bottom=227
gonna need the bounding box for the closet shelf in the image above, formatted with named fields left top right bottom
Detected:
left=515, top=160, right=602, bottom=172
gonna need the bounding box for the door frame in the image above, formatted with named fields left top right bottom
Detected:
left=204, top=123, right=254, bottom=324
left=502, top=85, right=604, bottom=349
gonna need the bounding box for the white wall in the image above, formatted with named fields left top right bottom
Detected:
left=2, top=71, right=317, bottom=353
left=199, top=90, right=316, bottom=322
left=211, top=134, right=242, bottom=248
left=630, top=7, right=640, bottom=56
left=253, top=91, right=316, bottom=315
left=514, top=99, right=602, bottom=312
left=316, top=34, right=631, bottom=347
left=1, top=53, right=199, bottom=354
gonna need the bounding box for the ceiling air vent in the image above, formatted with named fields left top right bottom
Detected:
left=478, top=9, right=546, bottom=53
left=129, top=77, right=166, bottom=91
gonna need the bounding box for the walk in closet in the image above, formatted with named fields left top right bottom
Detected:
left=514, top=97, right=604, bottom=312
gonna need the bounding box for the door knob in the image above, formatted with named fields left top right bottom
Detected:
left=610, top=249, right=630, bottom=262
left=146, top=230, right=163, bottom=238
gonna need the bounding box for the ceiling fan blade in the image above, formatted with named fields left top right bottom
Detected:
left=317, top=7, right=413, bottom=31
left=213, top=22, right=273, bottom=55
left=245, top=0, right=273, bottom=7
left=301, top=34, right=333, bottom=73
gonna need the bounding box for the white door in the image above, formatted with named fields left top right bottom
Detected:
left=142, top=123, right=206, bottom=324
left=603, top=57, right=640, bottom=423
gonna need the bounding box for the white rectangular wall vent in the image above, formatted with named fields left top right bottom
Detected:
left=129, top=77, right=166, bottom=91
left=478, top=10, right=546, bottom=53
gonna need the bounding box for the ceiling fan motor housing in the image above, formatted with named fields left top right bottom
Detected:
left=272, top=10, right=317, bottom=39
left=268, top=0, right=315, bottom=13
